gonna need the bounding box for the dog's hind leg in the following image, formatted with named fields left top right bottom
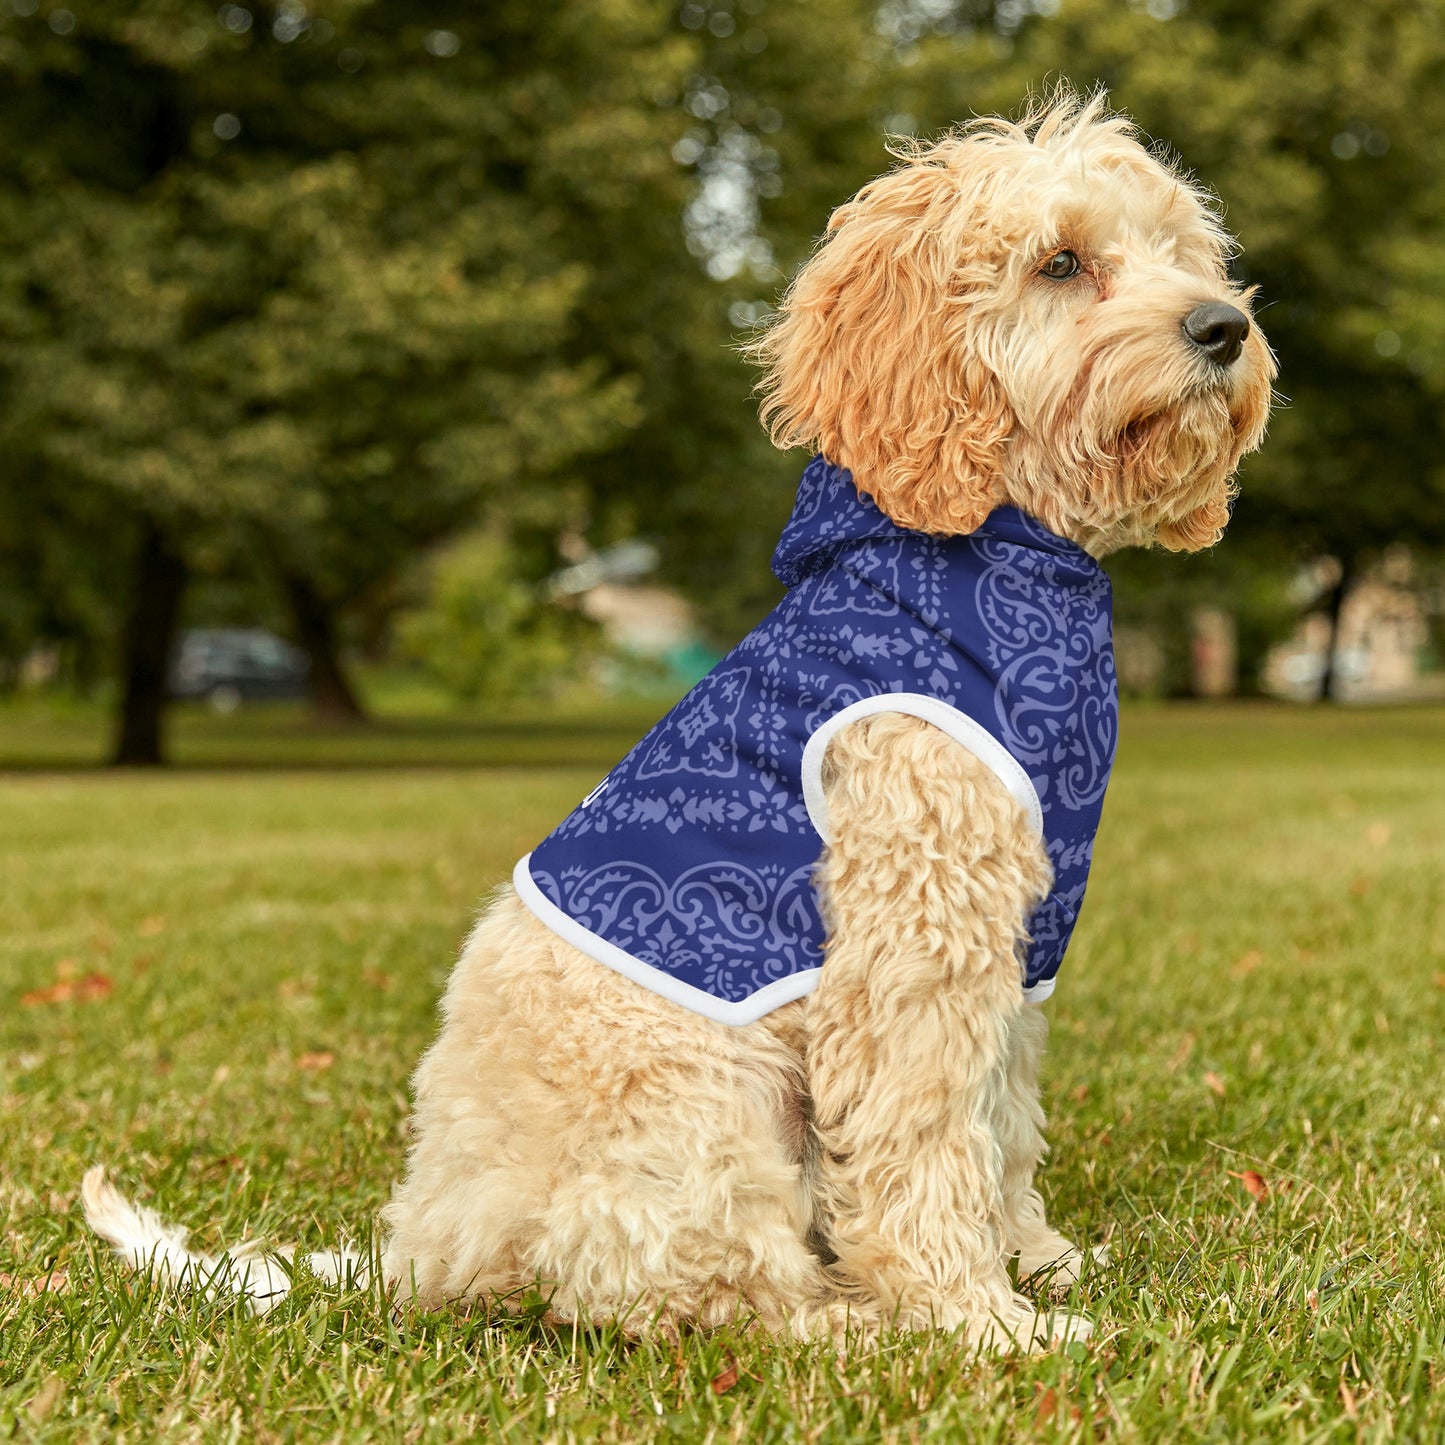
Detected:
left=383, top=893, right=835, bottom=1339
left=805, top=712, right=1091, bottom=1350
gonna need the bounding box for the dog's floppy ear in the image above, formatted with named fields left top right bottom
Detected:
left=750, top=145, right=1012, bottom=535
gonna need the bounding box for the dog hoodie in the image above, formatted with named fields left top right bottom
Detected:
left=515, top=455, right=1118, bottom=1025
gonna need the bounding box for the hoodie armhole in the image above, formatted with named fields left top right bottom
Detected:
left=800, top=693, right=1043, bottom=842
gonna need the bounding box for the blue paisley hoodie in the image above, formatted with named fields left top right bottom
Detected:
left=515, top=456, right=1118, bottom=1025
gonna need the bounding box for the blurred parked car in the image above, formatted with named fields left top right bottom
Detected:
left=169, top=629, right=310, bottom=712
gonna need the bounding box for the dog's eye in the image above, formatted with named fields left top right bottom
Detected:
left=1040, top=250, right=1081, bottom=280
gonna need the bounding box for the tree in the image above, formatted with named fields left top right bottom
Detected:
left=511, top=0, right=891, bottom=642
left=0, top=1, right=693, bottom=759
left=13, top=0, right=1439, bottom=739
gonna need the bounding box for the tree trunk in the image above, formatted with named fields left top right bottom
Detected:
left=283, top=572, right=366, bottom=724
left=1317, top=555, right=1355, bottom=703
left=111, top=521, right=187, bottom=766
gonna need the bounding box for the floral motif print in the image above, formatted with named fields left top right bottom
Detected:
left=635, top=667, right=751, bottom=779
left=522, top=456, right=1118, bottom=1020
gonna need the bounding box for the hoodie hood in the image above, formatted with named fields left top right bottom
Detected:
left=772, top=455, right=1094, bottom=589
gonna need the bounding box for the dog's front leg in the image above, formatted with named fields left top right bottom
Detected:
left=994, top=1003, right=1097, bottom=1289
left=807, top=712, right=1088, bottom=1349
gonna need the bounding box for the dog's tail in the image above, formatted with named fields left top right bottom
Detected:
left=81, top=1165, right=368, bottom=1315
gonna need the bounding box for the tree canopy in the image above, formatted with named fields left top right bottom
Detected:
left=2, top=0, right=1443, bottom=750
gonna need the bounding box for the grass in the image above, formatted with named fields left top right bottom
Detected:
left=0, top=683, right=675, bottom=772
left=1, top=700, right=1443, bottom=1442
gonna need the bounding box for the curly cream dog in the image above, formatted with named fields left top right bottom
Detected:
left=85, top=91, right=1273, bottom=1350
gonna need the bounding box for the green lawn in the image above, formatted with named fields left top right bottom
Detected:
left=2, top=702, right=1443, bottom=1442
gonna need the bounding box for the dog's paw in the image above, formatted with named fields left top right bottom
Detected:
left=970, top=1296, right=1093, bottom=1353
left=1017, top=1239, right=1110, bottom=1294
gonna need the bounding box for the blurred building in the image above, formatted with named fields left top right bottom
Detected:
left=548, top=540, right=719, bottom=688
left=1262, top=550, right=1440, bottom=701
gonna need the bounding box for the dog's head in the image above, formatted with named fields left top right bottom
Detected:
left=751, top=90, right=1275, bottom=554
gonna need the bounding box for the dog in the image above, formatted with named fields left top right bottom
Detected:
left=85, top=89, right=1274, bottom=1351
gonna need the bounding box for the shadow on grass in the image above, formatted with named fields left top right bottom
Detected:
left=0, top=698, right=677, bottom=774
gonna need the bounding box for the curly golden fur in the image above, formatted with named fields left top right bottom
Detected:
left=85, top=89, right=1273, bottom=1353
left=380, top=719, right=1085, bottom=1348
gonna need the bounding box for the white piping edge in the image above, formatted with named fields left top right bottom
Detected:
left=511, top=854, right=822, bottom=1028
left=1021, top=977, right=1056, bottom=1004
left=799, top=693, right=1044, bottom=842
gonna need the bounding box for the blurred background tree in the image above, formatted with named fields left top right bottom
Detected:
left=2, top=0, right=1443, bottom=760
left=396, top=529, right=592, bottom=705
left=0, top=0, right=689, bottom=758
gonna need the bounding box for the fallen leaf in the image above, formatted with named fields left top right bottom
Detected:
left=138, top=915, right=167, bottom=937
left=1433, top=973, right=1445, bottom=990
left=710, top=1358, right=739, bottom=1396
left=1364, top=822, right=1391, bottom=849
left=21, top=973, right=112, bottom=1007
left=21, top=982, right=70, bottom=1006
left=0, top=1268, right=69, bottom=1298
left=1348, top=876, right=1372, bottom=899
left=1232, top=950, right=1263, bottom=977
left=296, top=1051, right=335, bottom=1072
left=361, top=968, right=394, bottom=991
left=1228, top=1169, right=1268, bottom=1201
left=1034, top=1386, right=1058, bottom=1425
left=1070, top=1083, right=1089, bottom=1103
left=1204, top=1071, right=1227, bottom=1098
left=1167, top=1034, right=1196, bottom=1072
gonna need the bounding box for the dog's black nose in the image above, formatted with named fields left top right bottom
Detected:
left=1182, top=302, right=1251, bottom=367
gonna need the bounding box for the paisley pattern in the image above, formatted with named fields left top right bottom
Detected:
left=532, top=859, right=819, bottom=1004
left=635, top=666, right=751, bottom=780
left=522, top=456, right=1118, bottom=1021
left=976, top=524, right=1117, bottom=812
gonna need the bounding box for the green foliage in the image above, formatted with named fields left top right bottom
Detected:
left=566, top=0, right=887, bottom=643
left=0, top=0, right=698, bottom=672
left=0, top=0, right=890, bottom=676
left=4, top=0, right=1445, bottom=700
left=2, top=704, right=1444, bottom=1438
left=397, top=532, right=592, bottom=704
